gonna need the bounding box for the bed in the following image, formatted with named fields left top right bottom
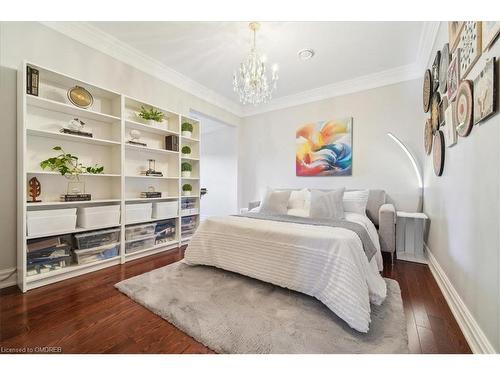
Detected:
left=184, top=189, right=396, bottom=333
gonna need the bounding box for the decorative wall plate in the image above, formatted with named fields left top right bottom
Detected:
left=423, top=69, right=432, bottom=112
left=432, top=50, right=441, bottom=92
left=458, top=21, right=482, bottom=79
left=456, top=80, right=474, bottom=137
left=473, top=58, right=497, bottom=124
left=67, top=86, right=93, bottom=109
left=433, top=130, right=445, bottom=176
left=482, top=21, right=500, bottom=51
left=431, top=92, right=441, bottom=132
left=449, top=22, right=464, bottom=52
left=439, top=43, right=450, bottom=94
left=424, top=118, right=433, bottom=155
left=447, top=49, right=460, bottom=101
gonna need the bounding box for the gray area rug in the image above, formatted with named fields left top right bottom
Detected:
left=116, top=261, right=408, bottom=353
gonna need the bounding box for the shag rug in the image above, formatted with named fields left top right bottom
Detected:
left=115, top=262, right=408, bottom=354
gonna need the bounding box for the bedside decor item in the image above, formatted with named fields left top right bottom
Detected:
left=396, top=211, right=429, bottom=264
left=181, top=162, right=192, bottom=178
left=424, top=118, right=433, bottom=155
left=61, top=118, right=93, bottom=138
left=138, top=106, right=163, bottom=125
left=482, top=21, right=500, bottom=51
left=28, top=177, right=42, bottom=203
left=181, top=122, right=193, bottom=138
left=26, top=66, right=39, bottom=96
left=233, top=22, right=279, bottom=105
left=67, top=86, right=93, bottom=109
left=431, top=92, right=441, bottom=131
left=448, top=22, right=464, bottom=52
left=439, top=43, right=450, bottom=94
left=439, top=95, right=448, bottom=127
left=432, top=50, right=441, bottom=92
left=456, top=80, right=474, bottom=137
left=387, top=133, right=423, bottom=212
left=140, top=186, right=162, bottom=199
left=423, top=69, right=432, bottom=112
left=127, top=129, right=147, bottom=147
left=181, top=145, right=192, bottom=155
left=473, top=58, right=497, bottom=124
left=444, top=104, right=458, bottom=147
left=182, top=184, right=193, bottom=196
left=458, top=21, right=482, bottom=79
left=165, top=135, right=179, bottom=151
left=447, top=50, right=460, bottom=101
left=296, top=118, right=352, bottom=176
left=433, top=130, right=445, bottom=177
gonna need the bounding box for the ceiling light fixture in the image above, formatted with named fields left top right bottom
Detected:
left=298, top=48, right=315, bottom=60
left=233, top=22, right=279, bottom=105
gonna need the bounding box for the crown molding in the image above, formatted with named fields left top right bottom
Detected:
left=40, top=21, right=244, bottom=117
left=415, top=21, right=441, bottom=71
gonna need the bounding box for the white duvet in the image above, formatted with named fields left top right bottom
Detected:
left=184, top=213, right=387, bottom=333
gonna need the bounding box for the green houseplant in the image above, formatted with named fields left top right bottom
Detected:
left=182, top=183, right=193, bottom=196
left=181, top=145, right=192, bottom=155
left=181, top=162, right=192, bottom=178
left=40, top=146, right=104, bottom=194
left=137, top=106, right=164, bottom=125
left=181, top=122, right=194, bottom=137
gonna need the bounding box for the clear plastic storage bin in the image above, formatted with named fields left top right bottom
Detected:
left=125, top=223, right=156, bottom=241
left=155, top=219, right=176, bottom=243
left=73, top=243, right=120, bottom=264
left=125, top=236, right=155, bottom=254
left=74, top=228, right=120, bottom=250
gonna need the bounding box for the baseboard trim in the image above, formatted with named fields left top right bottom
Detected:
left=425, top=244, right=496, bottom=354
left=0, top=267, right=17, bottom=290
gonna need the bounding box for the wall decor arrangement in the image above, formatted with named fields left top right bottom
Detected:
left=444, top=103, right=458, bottom=147
left=296, top=118, right=353, bottom=176
left=447, top=49, right=460, bottom=101
left=449, top=21, right=464, bottom=52
left=432, top=50, right=441, bottom=92
left=473, top=58, right=497, bottom=124
left=433, top=130, right=445, bottom=176
left=424, top=118, right=433, bottom=155
left=423, top=69, right=432, bottom=112
left=458, top=21, right=482, bottom=79
left=439, top=43, right=450, bottom=94
left=431, top=92, right=441, bottom=132
left=482, top=21, right=500, bottom=51
left=456, top=80, right=474, bottom=137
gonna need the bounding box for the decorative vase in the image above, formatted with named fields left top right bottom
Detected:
left=182, top=190, right=191, bottom=196
left=182, top=130, right=192, bottom=138
left=66, top=175, right=85, bottom=194
left=182, top=171, right=191, bottom=178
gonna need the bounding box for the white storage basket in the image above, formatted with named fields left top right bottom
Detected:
left=77, top=205, right=121, bottom=229
left=126, top=203, right=152, bottom=224
left=27, top=208, right=77, bottom=236
left=152, top=201, right=178, bottom=219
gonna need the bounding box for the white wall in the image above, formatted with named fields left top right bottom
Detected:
left=200, top=119, right=238, bottom=218
left=239, top=79, right=424, bottom=210
left=0, top=22, right=241, bottom=283
left=423, top=22, right=500, bottom=352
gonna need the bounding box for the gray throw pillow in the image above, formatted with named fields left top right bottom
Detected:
left=309, top=188, right=345, bottom=220
left=260, top=190, right=292, bottom=215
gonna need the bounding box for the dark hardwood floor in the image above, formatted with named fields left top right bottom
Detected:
left=0, top=248, right=471, bottom=354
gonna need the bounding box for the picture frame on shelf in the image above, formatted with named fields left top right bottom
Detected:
left=473, top=58, right=497, bottom=125
left=482, top=21, right=500, bottom=51
left=458, top=21, right=482, bottom=79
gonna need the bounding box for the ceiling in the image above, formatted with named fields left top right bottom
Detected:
left=89, top=21, right=425, bottom=103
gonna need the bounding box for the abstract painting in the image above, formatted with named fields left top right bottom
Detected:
left=296, top=118, right=352, bottom=176
left=473, top=58, right=497, bottom=124
left=458, top=21, right=482, bottom=79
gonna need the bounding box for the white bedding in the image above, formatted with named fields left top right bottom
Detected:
left=184, top=214, right=387, bottom=333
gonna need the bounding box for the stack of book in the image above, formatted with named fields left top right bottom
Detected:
left=61, top=194, right=91, bottom=202
left=140, top=191, right=162, bottom=198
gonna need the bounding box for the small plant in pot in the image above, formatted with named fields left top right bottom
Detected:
left=181, top=162, right=192, bottom=178
left=182, top=183, right=193, bottom=196
left=181, top=122, right=194, bottom=138
left=181, top=145, right=192, bottom=155
left=137, top=106, right=164, bottom=126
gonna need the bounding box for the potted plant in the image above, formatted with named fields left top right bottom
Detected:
left=181, top=145, right=191, bottom=155
left=181, top=162, right=192, bottom=178
left=182, top=183, right=193, bottom=196
left=40, top=146, right=104, bottom=194
left=137, top=106, right=164, bottom=126
left=181, top=122, right=194, bottom=138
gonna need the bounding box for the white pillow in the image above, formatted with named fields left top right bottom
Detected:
left=343, top=190, right=369, bottom=215
left=260, top=190, right=292, bottom=215
left=288, top=188, right=310, bottom=210
left=309, top=188, right=345, bottom=220
left=287, top=208, right=309, bottom=217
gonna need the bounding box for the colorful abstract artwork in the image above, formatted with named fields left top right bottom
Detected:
left=296, top=118, right=352, bottom=176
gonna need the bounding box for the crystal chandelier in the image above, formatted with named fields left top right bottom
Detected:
left=233, top=22, right=279, bottom=105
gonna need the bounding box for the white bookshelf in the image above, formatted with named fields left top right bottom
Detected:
left=17, top=61, right=201, bottom=292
